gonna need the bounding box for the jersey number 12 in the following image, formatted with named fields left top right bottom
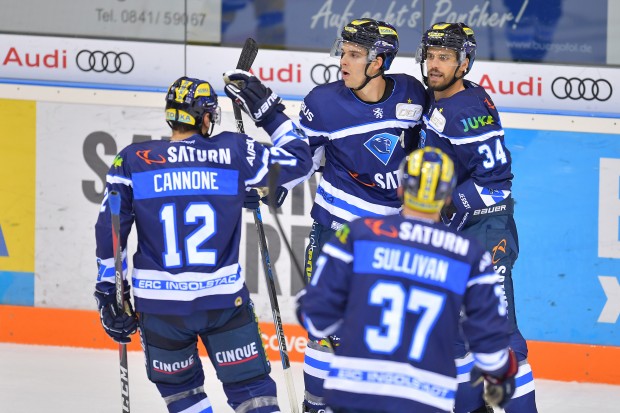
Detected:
left=160, top=202, right=217, bottom=268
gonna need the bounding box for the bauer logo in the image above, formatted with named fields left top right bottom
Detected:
left=396, top=103, right=423, bottom=121
left=364, top=133, right=399, bottom=166
left=215, top=342, right=259, bottom=366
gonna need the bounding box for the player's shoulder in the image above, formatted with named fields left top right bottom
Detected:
left=430, top=81, right=501, bottom=136
left=117, top=139, right=166, bottom=160
left=305, top=80, right=348, bottom=103
left=389, top=72, right=426, bottom=91
left=347, top=215, right=403, bottom=240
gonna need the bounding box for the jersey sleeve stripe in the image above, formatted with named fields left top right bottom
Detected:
left=244, top=150, right=270, bottom=186
left=473, top=349, right=509, bottom=372
left=106, top=174, right=133, bottom=187
left=322, top=242, right=353, bottom=263
left=318, top=179, right=402, bottom=216
left=328, top=120, right=419, bottom=141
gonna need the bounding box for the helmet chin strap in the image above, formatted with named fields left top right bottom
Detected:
left=200, top=115, right=215, bottom=138
left=350, top=62, right=383, bottom=92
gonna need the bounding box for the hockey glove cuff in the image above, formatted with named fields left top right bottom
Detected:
left=471, top=348, right=518, bottom=408
left=263, top=186, right=288, bottom=209
left=223, top=69, right=285, bottom=126
left=94, top=282, right=138, bottom=344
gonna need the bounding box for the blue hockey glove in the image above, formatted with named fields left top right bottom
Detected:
left=441, top=199, right=468, bottom=231
left=244, top=189, right=261, bottom=210
left=471, top=349, right=518, bottom=408
left=223, top=69, right=285, bottom=125
left=94, top=282, right=138, bottom=344
left=263, top=186, right=288, bottom=209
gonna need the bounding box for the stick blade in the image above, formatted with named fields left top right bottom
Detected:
left=237, top=38, right=258, bottom=71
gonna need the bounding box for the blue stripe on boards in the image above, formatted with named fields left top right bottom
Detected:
left=0, top=271, right=34, bottom=305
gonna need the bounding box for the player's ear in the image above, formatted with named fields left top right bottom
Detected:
left=374, top=55, right=385, bottom=71
left=458, top=57, right=469, bottom=77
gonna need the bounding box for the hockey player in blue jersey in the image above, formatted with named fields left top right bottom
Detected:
left=276, top=18, right=428, bottom=412
left=93, top=72, right=311, bottom=413
left=416, top=23, right=538, bottom=413
left=297, top=146, right=518, bottom=413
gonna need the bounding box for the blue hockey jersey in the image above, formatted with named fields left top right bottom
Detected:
left=95, top=116, right=311, bottom=315
left=421, top=80, right=513, bottom=219
left=296, top=74, right=427, bottom=230
left=299, top=215, right=511, bottom=412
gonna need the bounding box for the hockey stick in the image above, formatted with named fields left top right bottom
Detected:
left=267, top=163, right=306, bottom=286
left=234, top=38, right=299, bottom=413
left=108, top=190, right=131, bottom=413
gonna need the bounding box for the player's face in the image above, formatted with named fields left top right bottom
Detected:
left=424, top=47, right=463, bottom=90
left=339, top=42, right=373, bottom=89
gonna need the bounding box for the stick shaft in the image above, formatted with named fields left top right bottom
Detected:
left=109, top=190, right=131, bottom=413
left=234, top=39, right=299, bottom=413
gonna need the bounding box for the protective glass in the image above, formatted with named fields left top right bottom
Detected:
left=330, top=38, right=377, bottom=63
left=210, top=106, right=222, bottom=125
left=416, top=46, right=462, bottom=67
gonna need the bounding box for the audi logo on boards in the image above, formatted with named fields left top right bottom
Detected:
left=311, top=64, right=341, bottom=85
left=551, top=77, right=612, bottom=102
left=76, top=50, right=134, bottom=74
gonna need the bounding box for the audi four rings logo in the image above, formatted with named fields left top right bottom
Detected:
left=311, top=64, right=341, bottom=85
left=76, top=50, right=135, bottom=74
left=551, top=77, right=612, bottom=101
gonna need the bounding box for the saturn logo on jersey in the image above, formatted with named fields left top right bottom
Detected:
left=364, top=133, right=399, bottom=165
left=491, top=238, right=507, bottom=265
left=364, top=218, right=398, bottom=238
left=136, top=150, right=166, bottom=165
left=215, top=343, right=259, bottom=366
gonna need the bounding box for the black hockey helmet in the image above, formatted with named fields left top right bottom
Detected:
left=165, top=76, right=221, bottom=136
left=399, top=147, right=456, bottom=213
left=331, top=18, right=399, bottom=71
left=416, top=22, right=477, bottom=85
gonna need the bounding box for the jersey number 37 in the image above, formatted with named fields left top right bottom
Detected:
left=365, top=281, right=445, bottom=361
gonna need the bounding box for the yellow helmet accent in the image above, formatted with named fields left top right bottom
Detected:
left=400, top=147, right=456, bottom=213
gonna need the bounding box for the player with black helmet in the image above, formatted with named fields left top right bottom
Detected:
left=269, top=17, right=428, bottom=412
left=417, top=22, right=539, bottom=413
left=296, top=146, right=518, bottom=413
left=94, top=72, right=311, bottom=413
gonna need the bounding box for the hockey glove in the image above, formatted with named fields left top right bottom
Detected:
left=223, top=69, right=285, bottom=125
left=262, top=186, right=288, bottom=209
left=94, top=282, right=138, bottom=344
left=471, top=348, right=518, bottom=408
left=243, top=188, right=261, bottom=210
left=441, top=197, right=469, bottom=231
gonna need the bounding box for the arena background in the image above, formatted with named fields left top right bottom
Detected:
left=1, top=0, right=619, bottom=386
